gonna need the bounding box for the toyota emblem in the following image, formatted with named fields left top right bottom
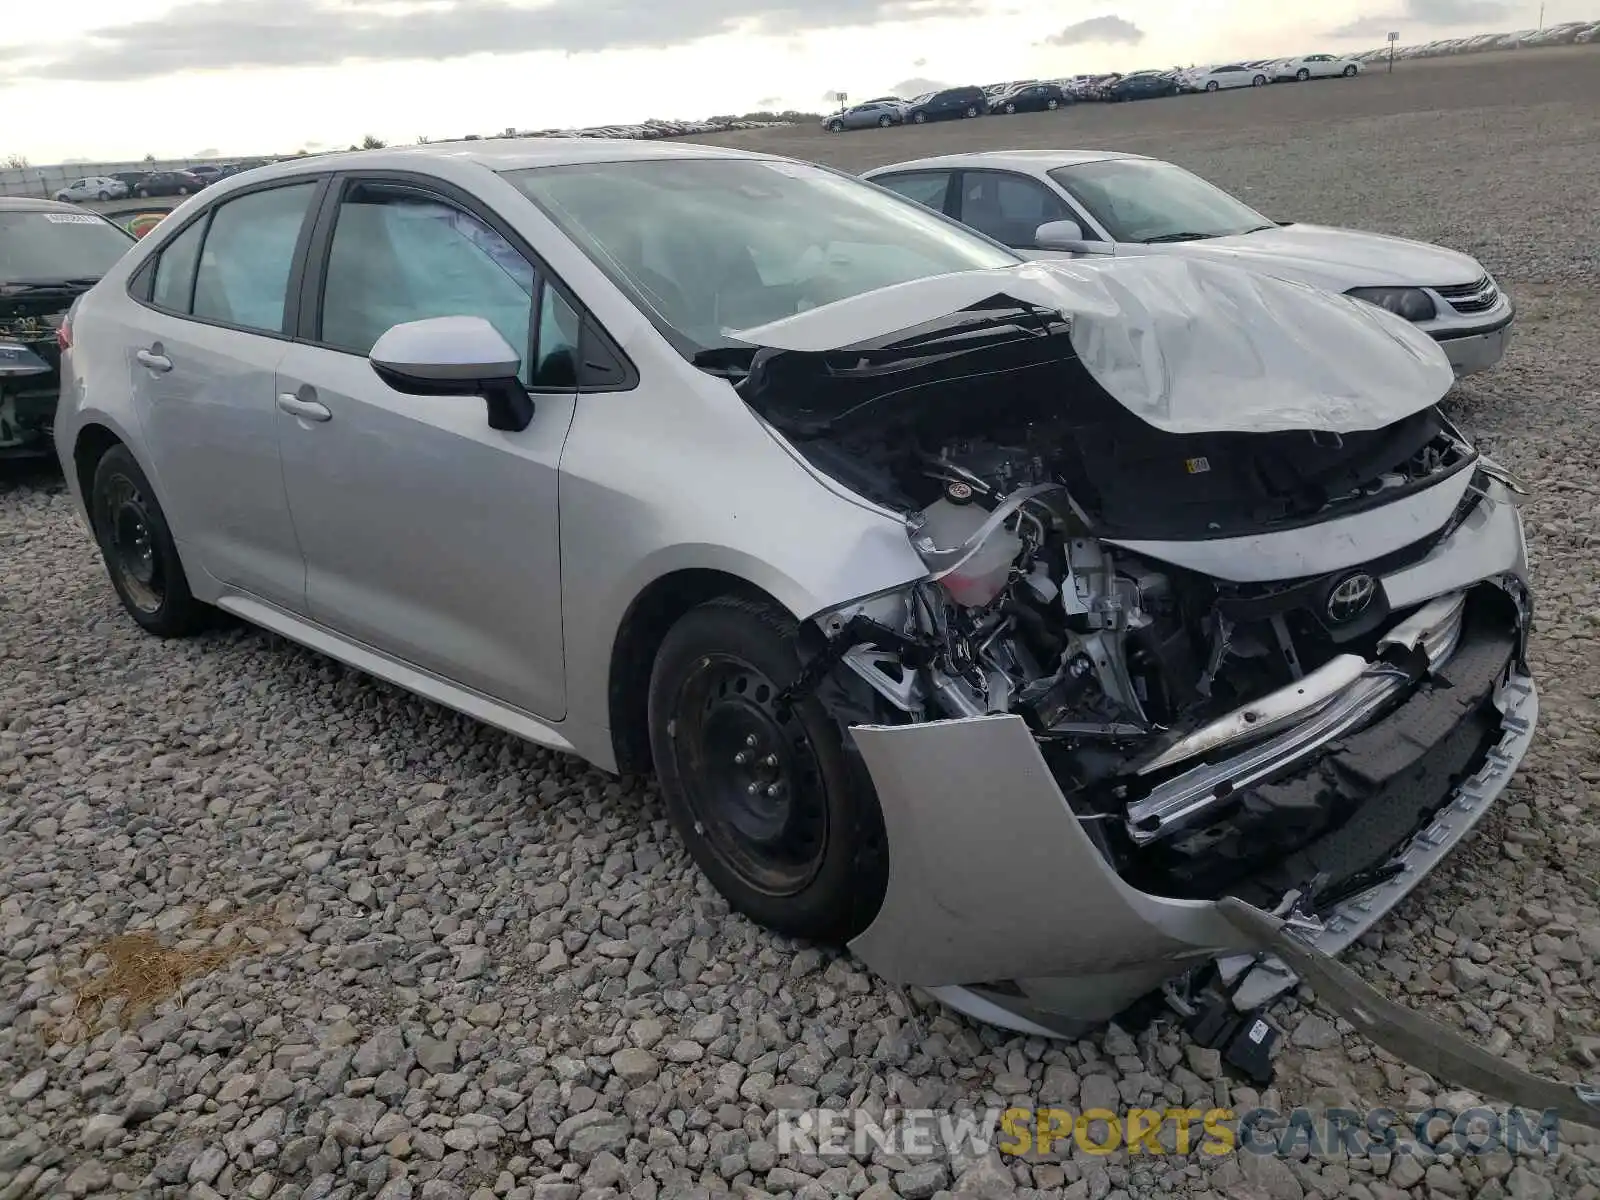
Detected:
left=1326, top=573, right=1378, bottom=623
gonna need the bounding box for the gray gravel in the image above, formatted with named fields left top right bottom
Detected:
left=5, top=52, right=1600, bottom=1200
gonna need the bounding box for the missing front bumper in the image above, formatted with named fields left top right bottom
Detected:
left=846, top=645, right=1536, bottom=1034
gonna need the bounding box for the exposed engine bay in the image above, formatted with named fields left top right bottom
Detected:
left=731, top=300, right=1529, bottom=905
left=0, top=297, right=71, bottom=456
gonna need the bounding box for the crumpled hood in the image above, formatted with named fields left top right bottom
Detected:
left=730, top=256, right=1455, bottom=436
left=1157, top=222, right=1488, bottom=291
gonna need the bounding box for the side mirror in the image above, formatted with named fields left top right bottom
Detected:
left=370, top=315, right=534, bottom=432
left=1033, top=219, right=1106, bottom=254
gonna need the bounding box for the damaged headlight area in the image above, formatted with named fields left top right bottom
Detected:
left=737, top=292, right=1534, bottom=992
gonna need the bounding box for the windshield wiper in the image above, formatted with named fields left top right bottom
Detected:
left=691, top=345, right=756, bottom=380
left=1141, top=231, right=1219, bottom=244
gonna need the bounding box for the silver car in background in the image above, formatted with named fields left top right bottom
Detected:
left=863, top=149, right=1515, bottom=375
left=55, top=139, right=1536, bottom=1038
left=822, top=101, right=904, bottom=132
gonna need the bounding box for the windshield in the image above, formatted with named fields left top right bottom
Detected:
left=0, top=210, right=135, bottom=283
left=1047, top=159, right=1272, bottom=243
left=505, top=159, right=1017, bottom=354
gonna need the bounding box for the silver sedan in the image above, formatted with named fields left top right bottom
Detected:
left=54, top=140, right=1542, bottom=1055
left=863, top=149, right=1515, bottom=375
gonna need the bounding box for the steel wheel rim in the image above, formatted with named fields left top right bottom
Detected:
left=671, top=653, right=829, bottom=896
left=99, top=473, right=164, bottom=613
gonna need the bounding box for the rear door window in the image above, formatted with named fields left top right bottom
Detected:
left=871, top=171, right=953, bottom=213
left=150, top=219, right=207, bottom=312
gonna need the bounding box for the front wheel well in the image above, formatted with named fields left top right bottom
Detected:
left=72, top=423, right=124, bottom=506
left=607, top=570, right=793, bottom=775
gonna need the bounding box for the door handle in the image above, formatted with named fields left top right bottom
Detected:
left=277, top=393, right=332, bottom=422
left=135, top=348, right=172, bottom=373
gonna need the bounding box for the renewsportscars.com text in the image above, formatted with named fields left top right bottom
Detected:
left=775, top=1105, right=1564, bottom=1160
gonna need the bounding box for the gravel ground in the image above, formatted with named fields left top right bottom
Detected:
left=6, top=49, right=1600, bottom=1200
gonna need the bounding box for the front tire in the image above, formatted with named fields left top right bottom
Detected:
left=878, top=115, right=892, bottom=127
left=136, top=188, right=148, bottom=197
left=1253, top=75, right=1266, bottom=87
left=89, top=445, right=209, bottom=637
left=98, top=189, right=111, bottom=200
left=648, top=596, right=888, bottom=942
left=827, top=119, right=843, bottom=132
left=1344, top=64, right=1358, bottom=76
left=965, top=105, right=979, bottom=117
left=913, top=111, right=927, bottom=123
left=1046, top=98, right=1059, bottom=110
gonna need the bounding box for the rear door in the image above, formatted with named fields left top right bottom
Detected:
left=118, top=176, right=326, bottom=612
left=273, top=173, right=588, bottom=719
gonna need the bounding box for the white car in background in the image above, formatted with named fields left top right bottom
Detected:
left=1189, top=63, right=1271, bottom=90
left=1273, top=54, right=1363, bottom=81
left=53, top=177, right=129, bottom=204
left=862, top=148, right=1514, bottom=375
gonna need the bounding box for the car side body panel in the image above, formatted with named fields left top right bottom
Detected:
left=59, top=147, right=932, bottom=774
left=553, top=336, right=930, bottom=766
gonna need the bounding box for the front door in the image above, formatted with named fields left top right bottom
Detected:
left=274, top=178, right=579, bottom=719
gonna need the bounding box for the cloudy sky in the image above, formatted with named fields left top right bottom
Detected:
left=0, top=0, right=1574, bottom=163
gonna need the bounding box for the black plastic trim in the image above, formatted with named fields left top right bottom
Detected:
left=1429, top=309, right=1515, bottom=341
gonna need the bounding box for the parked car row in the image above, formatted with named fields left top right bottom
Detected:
left=518, top=117, right=793, bottom=140
left=52, top=161, right=275, bottom=205
left=1361, top=19, right=1600, bottom=60
left=823, top=52, right=1369, bottom=132
left=34, top=140, right=1544, bottom=1071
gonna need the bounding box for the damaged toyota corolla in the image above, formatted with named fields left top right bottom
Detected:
left=721, top=256, right=1538, bottom=1036
left=63, top=145, right=1562, bottom=1104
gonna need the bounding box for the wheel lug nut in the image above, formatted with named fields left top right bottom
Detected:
left=766, top=784, right=781, bottom=797
left=745, top=734, right=758, bottom=747
left=763, top=754, right=778, bottom=767
left=746, top=782, right=761, bottom=795
left=734, top=751, right=749, bottom=765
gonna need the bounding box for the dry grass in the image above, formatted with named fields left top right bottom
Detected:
left=50, top=905, right=284, bottom=1043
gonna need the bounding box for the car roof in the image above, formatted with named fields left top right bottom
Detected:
left=233, top=137, right=779, bottom=188
left=861, top=149, right=1147, bottom=175
left=0, top=196, right=94, bottom=213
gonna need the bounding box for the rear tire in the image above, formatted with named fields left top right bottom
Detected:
left=1206, top=81, right=1219, bottom=91
left=878, top=115, right=891, bottom=127
left=1297, top=68, right=1311, bottom=81
left=1344, top=64, right=1358, bottom=76
left=965, top=105, right=979, bottom=117
left=97, top=189, right=111, bottom=200
left=89, top=445, right=209, bottom=638
left=648, top=595, right=889, bottom=942
left=1046, top=98, right=1059, bottom=110
left=136, top=188, right=148, bottom=197
left=1253, top=75, right=1266, bottom=87
left=913, top=111, right=927, bottom=123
